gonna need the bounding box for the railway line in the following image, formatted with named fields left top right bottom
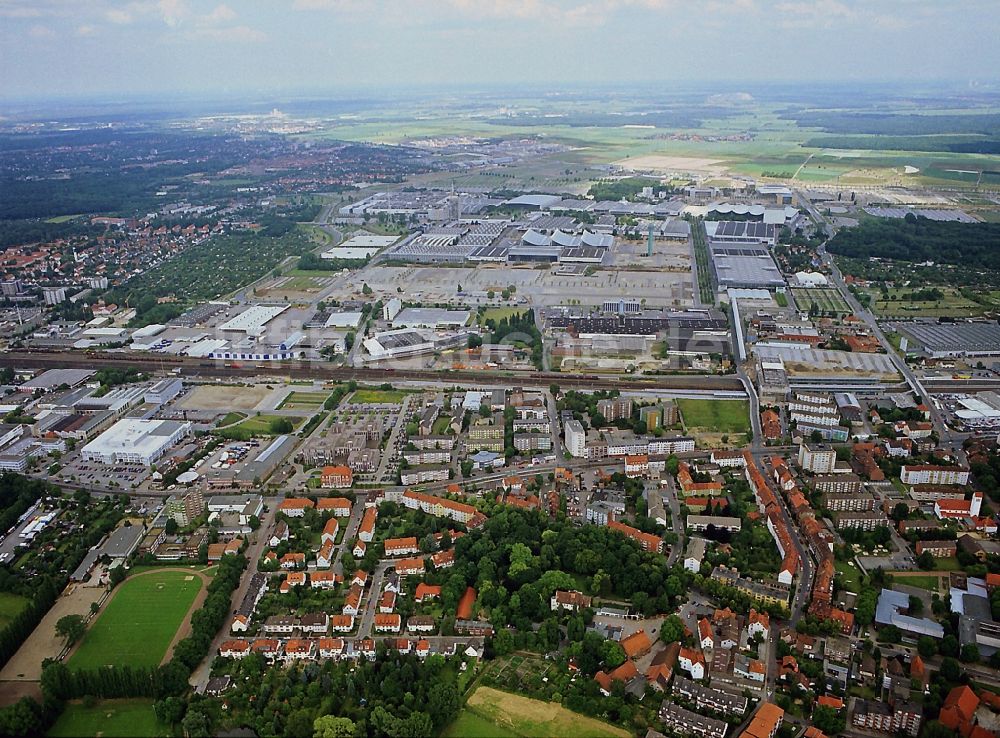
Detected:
left=0, top=350, right=745, bottom=393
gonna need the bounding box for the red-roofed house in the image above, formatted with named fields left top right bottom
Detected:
left=415, top=583, right=441, bottom=602
left=321, top=465, right=352, bottom=489
left=316, top=497, right=352, bottom=516
left=621, top=629, right=652, bottom=659
left=278, top=497, right=315, bottom=517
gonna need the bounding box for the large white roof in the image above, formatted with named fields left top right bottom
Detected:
left=83, top=419, right=190, bottom=459
left=218, top=305, right=288, bottom=332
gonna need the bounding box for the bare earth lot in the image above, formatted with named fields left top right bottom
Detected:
left=613, top=154, right=727, bottom=175
left=0, top=583, right=101, bottom=686
left=180, top=384, right=272, bottom=412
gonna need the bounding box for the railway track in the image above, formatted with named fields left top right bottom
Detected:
left=0, top=350, right=745, bottom=393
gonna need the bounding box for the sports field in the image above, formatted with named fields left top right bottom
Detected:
left=452, top=687, right=630, bottom=738
left=790, top=287, right=852, bottom=316
left=0, top=592, right=28, bottom=630
left=47, top=699, right=166, bottom=738
left=67, top=570, right=204, bottom=670
left=677, top=399, right=750, bottom=434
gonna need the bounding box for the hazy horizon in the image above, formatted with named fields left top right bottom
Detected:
left=3, top=0, right=1000, bottom=102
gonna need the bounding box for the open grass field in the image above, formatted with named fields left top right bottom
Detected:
left=44, top=214, right=84, bottom=224
left=217, top=411, right=247, bottom=426
left=481, top=307, right=528, bottom=324
left=790, top=287, right=852, bottom=315
left=279, top=391, right=329, bottom=410
left=47, top=699, right=166, bottom=738
left=277, top=274, right=323, bottom=291
left=930, top=557, right=963, bottom=572
left=890, top=573, right=942, bottom=592
left=67, top=571, right=203, bottom=670
left=458, top=687, right=630, bottom=738
left=834, top=559, right=862, bottom=593
left=214, top=414, right=303, bottom=440
left=0, top=592, right=28, bottom=630
left=350, top=388, right=416, bottom=404
left=444, top=710, right=518, bottom=738
left=677, top=399, right=750, bottom=434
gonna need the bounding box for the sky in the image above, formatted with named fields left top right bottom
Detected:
left=2, top=0, right=999, bottom=100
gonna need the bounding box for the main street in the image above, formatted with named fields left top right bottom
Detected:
left=190, top=497, right=279, bottom=691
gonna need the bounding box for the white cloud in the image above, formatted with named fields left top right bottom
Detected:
left=27, top=24, right=56, bottom=38
left=187, top=24, right=265, bottom=42
left=203, top=3, right=236, bottom=24
left=75, top=24, right=98, bottom=36
left=157, top=0, right=189, bottom=27
left=105, top=8, right=133, bottom=24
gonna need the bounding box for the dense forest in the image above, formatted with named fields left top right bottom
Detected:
left=804, top=135, right=1000, bottom=155
left=785, top=111, right=1000, bottom=136
left=826, top=216, right=1000, bottom=272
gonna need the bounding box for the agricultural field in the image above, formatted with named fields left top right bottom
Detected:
left=47, top=699, right=166, bottom=738
left=0, top=592, right=28, bottom=629
left=454, top=686, right=630, bottom=738
left=67, top=570, right=204, bottom=670
left=865, top=286, right=990, bottom=318
left=677, top=399, right=750, bottom=435
left=350, top=388, right=417, bottom=404
left=790, top=287, right=852, bottom=316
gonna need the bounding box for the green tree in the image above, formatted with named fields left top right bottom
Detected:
left=164, top=518, right=179, bottom=535
left=961, top=643, right=981, bottom=663
left=492, top=628, right=514, bottom=656
left=811, top=705, right=845, bottom=735
left=939, top=657, right=961, bottom=682
left=153, top=697, right=186, bottom=726
left=181, top=709, right=211, bottom=738
left=917, top=636, right=937, bottom=659
left=286, top=709, right=315, bottom=738
left=313, top=716, right=356, bottom=738
left=890, top=502, right=910, bottom=522
left=659, top=614, right=686, bottom=644
left=602, top=640, right=626, bottom=669
left=55, top=614, right=86, bottom=647
left=427, top=682, right=461, bottom=729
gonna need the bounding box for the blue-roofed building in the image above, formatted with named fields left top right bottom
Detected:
left=875, top=588, right=945, bottom=639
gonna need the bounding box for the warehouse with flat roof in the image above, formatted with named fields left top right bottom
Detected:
left=898, top=321, right=1000, bottom=358
left=711, top=244, right=785, bottom=288
left=82, top=418, right=192, bottom=465
left=218, top=305, right=289, bottom=335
